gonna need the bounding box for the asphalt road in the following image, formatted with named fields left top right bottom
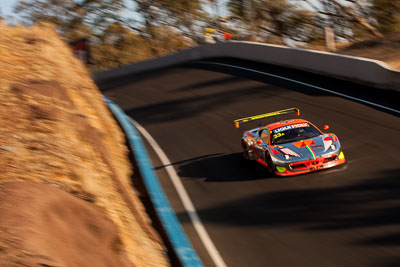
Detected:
left=99, top=60, right=400, bottom=267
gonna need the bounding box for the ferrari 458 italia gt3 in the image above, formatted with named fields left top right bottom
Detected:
left=235, top=108, right=346, bottom=176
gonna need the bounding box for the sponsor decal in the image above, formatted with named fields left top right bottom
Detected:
left=273, top=123, right=309, bottom=133
left=273, top=125, right=291, bottom=133
left=323, top=135, right=333, bottom=151
left=306, top=145, right=317, bottom=160
left=291, top=123, right=309, bottom=129
left=272, top=132, right=285, bottom=139
left=293, top=139, right=315, bottom=148
left=279, top=148, right=300, bottom=157
left=271, top=149, right=279, bottom=155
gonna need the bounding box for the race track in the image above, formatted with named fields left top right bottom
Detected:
left=99, top=59, right=400, bottom=267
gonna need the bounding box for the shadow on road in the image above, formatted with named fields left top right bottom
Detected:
left=176, top=168, right=400, bottom=266
left=169, top=76, right=245, bottom=93
left=125, top=83, right=283, bottom=125
left=155, top=153, right=273, bottom=182
left=177, top=168, right=400, bottom=228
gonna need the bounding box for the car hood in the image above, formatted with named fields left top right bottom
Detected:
left=271, top=134, right=340, bottom=161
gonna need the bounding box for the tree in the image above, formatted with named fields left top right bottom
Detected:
left=12, top=0, right=398, bottom=71
left=371, top=0, right=400, bottom=34
left=227, top=0, right=322, bottom=44
left=132, top=0, right=208, bottom=46
left=15, top=0, right=75, bottom=33
left=330, top=0, right=383, bottom=37
left=90, top=22, right=150, bottom=70
left=303, top=0, right=384, bottom=39
left=14, top=0, right=127, bottom=39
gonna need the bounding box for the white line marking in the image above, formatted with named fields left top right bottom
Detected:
left=130, top=118, right=228, bottom=267
left=199, top=61, right=400, bottom=115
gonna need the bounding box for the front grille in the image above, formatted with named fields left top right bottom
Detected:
left=290, top=154, right=338, bottom=171
left=323, top=155, right=337, bottom=163
left=290, top=162, right=308, bottom=170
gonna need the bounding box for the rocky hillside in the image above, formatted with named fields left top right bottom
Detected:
left=0, top=22, right=169, bottom=267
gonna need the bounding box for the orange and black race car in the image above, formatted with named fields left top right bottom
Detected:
left=235, top=108, right=346, bottom=176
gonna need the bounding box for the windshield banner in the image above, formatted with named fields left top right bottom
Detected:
left=273, top=123, right=309, bottom=134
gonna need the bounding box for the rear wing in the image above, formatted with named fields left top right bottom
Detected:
left=234, top=108, right=300, bottom=128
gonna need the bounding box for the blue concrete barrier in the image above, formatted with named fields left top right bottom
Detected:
left=105, top=97, right=203, bottom=267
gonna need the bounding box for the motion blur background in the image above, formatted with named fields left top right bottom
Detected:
left=1, top=0, right=399, bottom=71
left=0, top=1, right=399, bottom=267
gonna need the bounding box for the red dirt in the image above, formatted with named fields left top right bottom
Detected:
left=0, top=182, right=134, bottom=267
left=0, top=22, right=169, bottom=267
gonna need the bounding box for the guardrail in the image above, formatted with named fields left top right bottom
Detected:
left=105, top=97, right=203, bottom=267
left=93, top=41, right=400, bottom=91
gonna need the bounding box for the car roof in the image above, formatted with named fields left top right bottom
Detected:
left=266, top=118, right=311, bottom=131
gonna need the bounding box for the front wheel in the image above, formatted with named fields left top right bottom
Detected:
left=265, top=153, right=274, bottom=174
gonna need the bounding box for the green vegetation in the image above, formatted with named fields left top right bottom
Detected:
left=4, top=0, right=399, bottom=71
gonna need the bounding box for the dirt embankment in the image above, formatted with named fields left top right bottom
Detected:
left=0, top=22, right=169, bottom=267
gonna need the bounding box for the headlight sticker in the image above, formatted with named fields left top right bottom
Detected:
left=279, top=148, right=300, bottom=157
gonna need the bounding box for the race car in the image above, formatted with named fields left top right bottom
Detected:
left=235, top=108, right=346, bottom=176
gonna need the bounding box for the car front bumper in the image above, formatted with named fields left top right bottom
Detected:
left=273, top=151, right=346, bottom=176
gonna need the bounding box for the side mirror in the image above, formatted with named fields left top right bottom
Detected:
left=323, top=125, right=330, bottom=130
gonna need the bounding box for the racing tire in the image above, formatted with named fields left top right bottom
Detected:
left=265, top=153, right=274, bottom=174
left=242, top=141, right=250, bottom=160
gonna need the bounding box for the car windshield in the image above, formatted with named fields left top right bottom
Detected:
left=271, top=122, right=321, bottom=145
